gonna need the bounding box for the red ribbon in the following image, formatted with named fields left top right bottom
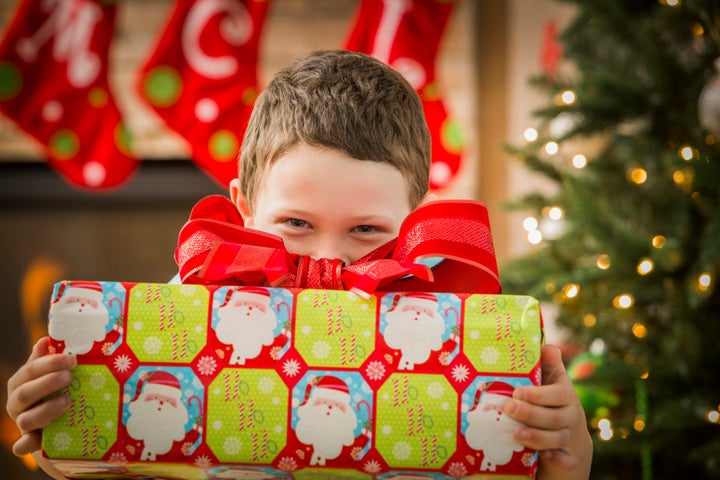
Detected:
left=175, top=195, right=501, bottom=297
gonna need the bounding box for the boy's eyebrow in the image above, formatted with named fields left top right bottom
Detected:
left=276, top=208, right=395, bottom=223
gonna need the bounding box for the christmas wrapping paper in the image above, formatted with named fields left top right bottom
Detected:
left=42, top=280, right=543, bottom=479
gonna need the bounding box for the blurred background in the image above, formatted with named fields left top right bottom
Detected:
left=0, top=0, right=718, bottom=478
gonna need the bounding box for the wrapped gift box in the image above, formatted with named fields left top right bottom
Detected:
left=43, top=280, right=543, bottom=479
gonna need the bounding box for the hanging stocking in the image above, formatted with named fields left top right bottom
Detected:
left=0, top=0, right=138, bottom=190
left=345, top=0, right=463, bottom=191
left=137, top=0, right=269, bottom=188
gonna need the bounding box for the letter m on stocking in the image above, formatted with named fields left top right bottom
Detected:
left=0, top=0, right=138, bottom=189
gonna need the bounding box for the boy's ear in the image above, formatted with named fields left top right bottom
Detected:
left=229, top=178, right=252, bottom=220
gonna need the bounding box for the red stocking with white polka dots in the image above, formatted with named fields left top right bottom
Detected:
left=0, top=0, right=138, bottom=190
left=345, top=0, right=464, bottom=191
left=137, top=0, right=269, bottom=188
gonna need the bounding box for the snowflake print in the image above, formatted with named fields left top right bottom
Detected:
left=365, top=361, right=386, bottom=381
left=350, top=446, right=363, bottom=461
left=392, top=441, right=411, bottom=460
left=311, top=341, right=330, bottom=359
left=223, top=436, right=242, bottom=455
left=143, top=336, right=162, bottom=355
left=52, top=432, right=72, bottom=451
left=194, top=454, right=213, bottom=467
left=277, top=456, right=298, bottom=471
left=181, top=442, right=193, bottom=456
left=197, top=356, right=217, bottom=376
left=480, top=346, right=500, bottom=365
left=89, top=372, right=106, bottom=390
left=426, top=382, right=444, bottom=399
left=108, top=452, right=127, bottom=464
left=451, top=363, right=470, bottom=383
left=113, top=354, right=132, bottom=373
left=270, top=346, right=282, bottom=360
left=522, top=451, right=537, bottom=467
left=438, top=350, right=451, bottom=366
left=363, top=459, right=382, bottom=474
left=101, top=342, right=113, bottom=356
left=257, top=376, right=275, bottom=394
left=447, top=462, right=468, bottom=477
left=282, top=358, right=301, bottom=377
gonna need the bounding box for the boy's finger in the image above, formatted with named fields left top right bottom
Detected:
left=504, top=397, right=572, bottom=431
left=513, top=424, right=571, bottom=451
left=7, top=352, right=76, bottom=393
left=12, top=431, right=42, bottom=457
left=7, top=370, right=74, bottom=420
left=540, top=344, right=566, bottom=384
left=14, top=394, right=70, bottom=437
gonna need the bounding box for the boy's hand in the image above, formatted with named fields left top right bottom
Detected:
left=6, top=336, right=76, bottom=456
left=503, top=345, right=593, bottom=480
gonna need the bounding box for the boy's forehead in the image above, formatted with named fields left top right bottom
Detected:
left=255, top=144, right=413, bottom=211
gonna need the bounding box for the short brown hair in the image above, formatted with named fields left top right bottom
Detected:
left=238, top=49, right=430, bottom=210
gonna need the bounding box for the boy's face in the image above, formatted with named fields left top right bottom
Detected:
left=231, top=143, right=413, bottom=265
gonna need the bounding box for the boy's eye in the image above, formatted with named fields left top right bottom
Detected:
left=286, top=218, right=309, bottom=228
left=353, top=225, right=377, bottom=234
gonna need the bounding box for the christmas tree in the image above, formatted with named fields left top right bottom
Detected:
left=501, top=0, right=720, bottom=478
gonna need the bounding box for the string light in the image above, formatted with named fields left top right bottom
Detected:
left=522, top=216, right=538, bottom=231
left=629, top=168, right=648, bottom=184
left=707, top=410, right=719, bottom=423
left=545, top=141, right=559, bottom=155
left=613, top=293, right=634, bottom=309
left=546, top=206, right=564, bottom=220
left=698, top=273, right=712, bottom=291
left=596, top=254, right=611, bottom=270
left=637, top=258, right=654, bottom=275
left=659, top=0, right=680, bottom=7
left=527, top=230, right=543, bottom=244
left=583, top=313, right=597, bottom=327
left=572, top=154, right=587, bottom=169
left=598, top=418, right=614, bottom=440
left=524, top=128, right=538, bottom=142
left=634, top=417, right=646, bottom=431
left=632, top=322, right=648, bottom=338
left=679, top=145, right=695, bottom=161
left=652, top=235, right=666, bottom=249
left=561, top=90, right=576, bottom=105
left=563, top=283, right=580, bottom=299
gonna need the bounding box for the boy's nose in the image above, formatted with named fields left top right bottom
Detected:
left=308, top=238, right=350, bottom=266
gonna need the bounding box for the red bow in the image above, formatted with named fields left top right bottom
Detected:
left=175, top=195, right=501, bottom=297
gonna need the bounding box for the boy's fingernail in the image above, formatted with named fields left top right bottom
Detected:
left=65, top=355, right=78, bottom=369
left=58, top=395, right=71, bottom=409
left=513, top=388, right=527, bottom=401
left=505, top=399, right=519, bottom=416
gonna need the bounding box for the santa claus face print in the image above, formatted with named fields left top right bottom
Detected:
left=213, top=287, right=281, bottom=365
left=49, top=286, right=111, bottom=355
left=381, top=293, right=455, bottom=370
left=463, top=381, right=526, bottom=472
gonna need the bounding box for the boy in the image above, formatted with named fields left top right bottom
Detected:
left=7, top=50, right=592, bottom=479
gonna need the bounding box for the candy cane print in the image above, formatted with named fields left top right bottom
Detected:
left=326, top=308, right=334, bottom=336
left=340, top=336, right=347, bottom=365
left=519, top=339, right=526, bottom=369
left=350, top=334, right=357, bottom=364
left=509, top=342, right=516, bottom=371
left=336, top=304, right=343, bottom=333
left=416, top=403, right=424, bottom=434
left=495, top=314, right=503, bottom=341
left=504, top=312, right=512, bottom=338
left=237, top=401, right=245, bottom=430
left=420, top=436, right=429, bottom=466
left=159, top=303, right=166, bottom=331
left=392, top=377, right=400, bottom=407
left=247, top=399, right=255, bottom=429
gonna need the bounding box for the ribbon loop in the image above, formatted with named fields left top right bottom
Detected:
left=175, top=196, right=501, bottom=296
